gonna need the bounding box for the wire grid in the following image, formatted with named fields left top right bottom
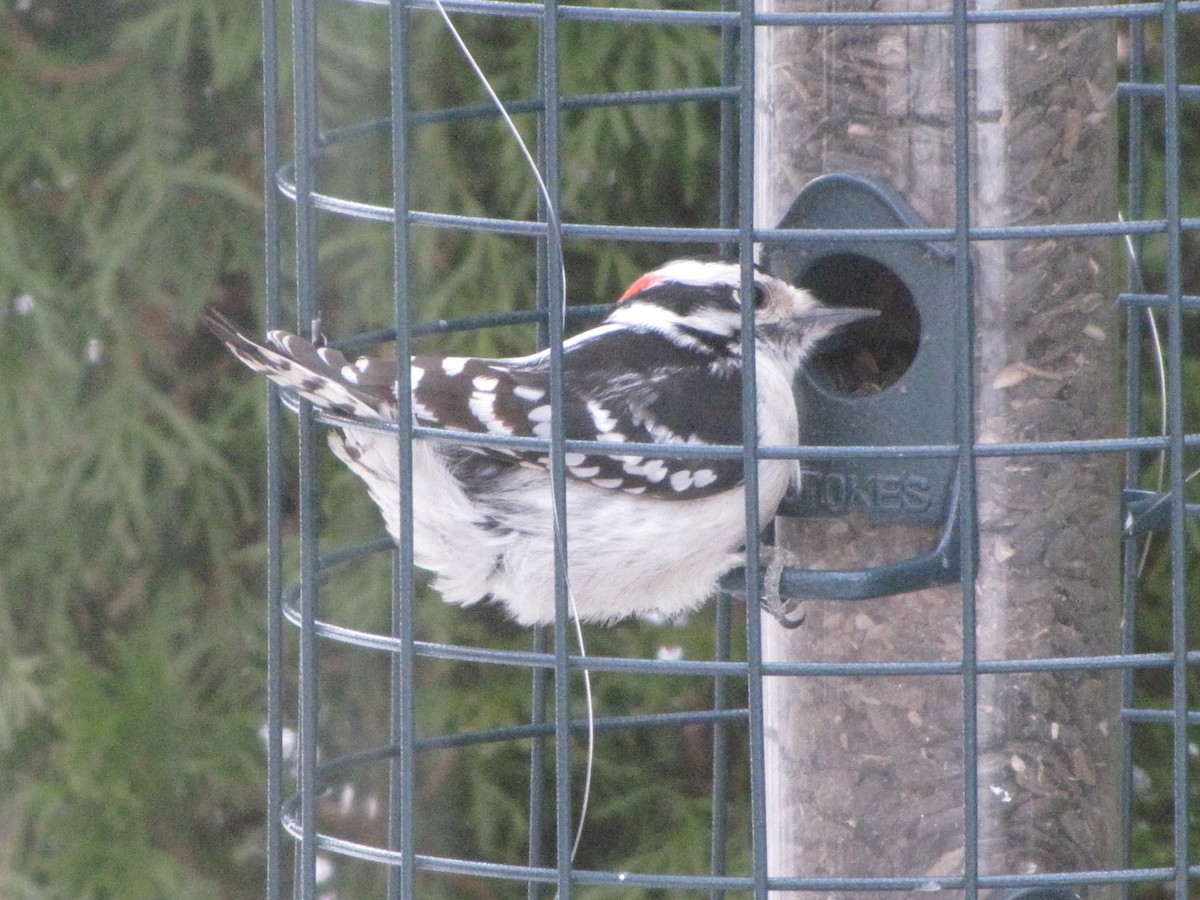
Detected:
left=257, top=0, right=1199, bottom=896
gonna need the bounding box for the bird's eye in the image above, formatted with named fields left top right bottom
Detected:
left=752, top=284, right=769, bottom=309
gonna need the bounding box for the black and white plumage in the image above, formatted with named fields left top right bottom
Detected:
left=207, top=259, right=875, bottom=625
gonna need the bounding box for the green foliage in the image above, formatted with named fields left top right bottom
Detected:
left=0, top=0, right=729, bottom=894
left=0, top=0, right=269, bottom=895
left=1122, top=28, right=1200, bottom=888
left=15, top=594, right=263, bottom=898
left=306, top=2, right=724, bottom=355
left=1127, top=350, right=1200, bottom=885
left=1, top=1, right=1197, bottom=897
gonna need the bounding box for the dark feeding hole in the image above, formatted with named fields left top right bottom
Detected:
left=801, top=253, right=920, bottom=396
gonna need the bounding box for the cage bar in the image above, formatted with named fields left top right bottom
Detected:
left=257, top=0, right=1196, bottom=896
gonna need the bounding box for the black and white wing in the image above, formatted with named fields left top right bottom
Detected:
left=412, top=327, right=747, bottom=499
left=205, top=311, right=749, bottom=499
left=205, top=311, right=396, bottom=420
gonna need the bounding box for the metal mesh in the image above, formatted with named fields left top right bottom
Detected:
left=258, top=0, right=1199, bottom=896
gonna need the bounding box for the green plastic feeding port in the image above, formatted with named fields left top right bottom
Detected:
left=763, top=173, right=963, bottom=600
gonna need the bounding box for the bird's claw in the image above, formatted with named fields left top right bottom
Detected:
left=761, top=547, right=806, bottom=628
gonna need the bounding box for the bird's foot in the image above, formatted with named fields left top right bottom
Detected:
left=761, top=547, right=806, bottom=629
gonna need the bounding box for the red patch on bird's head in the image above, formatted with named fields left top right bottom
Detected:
left=618, top=272, right=662, bottom=302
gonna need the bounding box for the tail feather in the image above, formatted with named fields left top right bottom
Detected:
left=204, top=311, right=390, bottom=420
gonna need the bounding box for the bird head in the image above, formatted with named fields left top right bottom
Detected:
left=614, top=258, right=878, bottom=373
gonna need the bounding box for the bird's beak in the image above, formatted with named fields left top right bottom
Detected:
left=797, top=306, right=880, bottom=328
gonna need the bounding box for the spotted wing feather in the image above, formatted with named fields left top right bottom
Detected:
left=412, top=328, right=747, bottom=499
left=206, top=313, right=747, bottom=499
left=205, top=311, right=391, bottom=421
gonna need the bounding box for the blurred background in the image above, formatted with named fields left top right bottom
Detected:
left=0, top=1, right=1197, bottom=897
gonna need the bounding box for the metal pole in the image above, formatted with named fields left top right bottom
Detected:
left=968, top=9, right=1122, bottom=891
left=292, top=0, right=322, bottom=894
left=261, top=0, right=284, bottom=892
left=755, top=2, right=1123, bottom=896
left=388, top=1, right=417, bottom=896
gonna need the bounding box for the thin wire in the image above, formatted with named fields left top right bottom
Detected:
left=428, top=0, right=594, bottom=876
left=1120, top=213, right=1169, bottom=576
left=429, top=1, right=566, bottom=314
left=1119, top=213, right=1200, bottom=568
